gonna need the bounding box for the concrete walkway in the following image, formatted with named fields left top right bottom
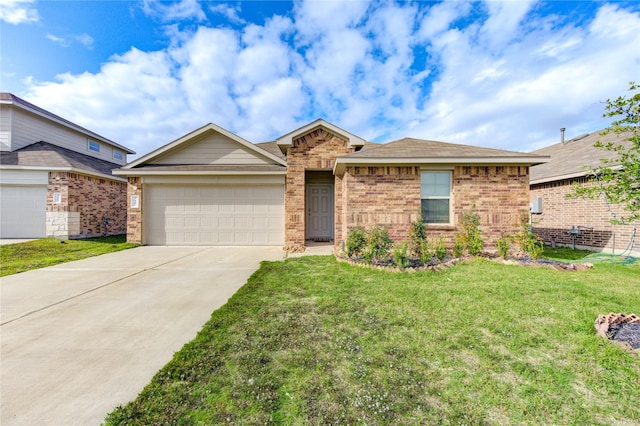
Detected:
left=0, top=246, right=284, bottom=426
left=0, top=239, right=37, bottom=245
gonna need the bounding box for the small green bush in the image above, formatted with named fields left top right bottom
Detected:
left=393, top=242, right=410, bottom=268
left=419, top=239, right=432, bottom=264
left=496, top=233, right=512, bottom=258
left=453, top=234, right=465, bottom=258
left=363, top=226, right=393, bottom=265
left=433, top=237, right=447, bottom=261
left=346, top=226, right=367, bottom=257
left=408, top=218, right=427, bottom=257
left=453, top=205, right=485, bottom=257
left=515, top=213, right=544, bottom=260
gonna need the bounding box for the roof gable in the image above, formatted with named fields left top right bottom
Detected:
left=275, top=119, right=366, bottom=152
left=122, top=123, right=287, bottom=170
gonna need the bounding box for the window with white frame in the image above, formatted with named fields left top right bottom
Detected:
left=113, top=150, right=123, bottom=161
left=420, top=171, right=452, bottom=224
left=88, top=140, right=101, bottom=153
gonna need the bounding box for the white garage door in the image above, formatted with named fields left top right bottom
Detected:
left=145, top=184, right=284, bottom=245
left=0, top=185, right=46, bottom=238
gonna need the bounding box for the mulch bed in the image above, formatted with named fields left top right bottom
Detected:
left=595, top=313, right=640, bottom=351
left=337, top=253, right=593, bottom=273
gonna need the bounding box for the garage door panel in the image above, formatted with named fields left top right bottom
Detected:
left=0, top=185, right=46, bottom=238
left=146, top=184, right=284, bottom=245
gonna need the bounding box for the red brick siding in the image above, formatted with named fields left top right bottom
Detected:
left=285, top=128, right=354, bottom=248
left=47, top=171, right=127, bottom=238
left=338, top=165, right=531, bottom=251
left=530, top=178, right=639, bottom=254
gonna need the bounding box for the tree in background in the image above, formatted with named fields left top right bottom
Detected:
left=571, top=82, right=639, bottom=223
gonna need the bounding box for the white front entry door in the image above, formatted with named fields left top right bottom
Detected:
left=306, top=184, right=333, bottom=241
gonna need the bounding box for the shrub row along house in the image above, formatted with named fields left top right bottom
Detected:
left=530, top=129, right=639, bottom=256
left=0, top=93, right=134, bottom=239
left=113, top=120, right=548, bottom=252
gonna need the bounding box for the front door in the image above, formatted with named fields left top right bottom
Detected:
left=306, top=184, right=334, bottom=241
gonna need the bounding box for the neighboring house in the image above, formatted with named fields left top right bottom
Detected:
left=530, top=129, right=639, bottom=256
left=115, top=119, right=547, bottom=252
left=0, top=93, right=135, bottom=239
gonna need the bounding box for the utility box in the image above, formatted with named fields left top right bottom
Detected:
left=531, top=197, right=543, bottom=214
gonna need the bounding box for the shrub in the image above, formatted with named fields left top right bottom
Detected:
left=363, top=226, right=393, bottom=265
left=419, top=239, right=432, bottom=264
left=454, top=205, right=485, bottom=256
left=453, top=234, right=465, bottom=258
left=393, top=242, right=410, bottom=268
left=346, top=226, right=367, bottom=258
left=515, top=212, right=544, bottom=260
left=496, top=233, right=512, bottom=258
left=408, top=219, right=427, bottom=257
left=433, top=237, right=447, bottom=261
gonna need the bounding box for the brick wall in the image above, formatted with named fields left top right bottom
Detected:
left=285, top=128, right=354, bottom=248
left=126, top=177, right=143, bottom=243
left=530, top=178, right=639, bottom=255
left=338, top=165, right=531, bottom=251
left=46, top=171, right=127, bottom=238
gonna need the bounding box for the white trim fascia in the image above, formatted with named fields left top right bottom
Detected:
left=530, top=164, right=624, bottom=185
left=122, top=123, right=287, bottom=169
left=1, top=97, right=135, bottom=154
left=333, top=156, right=549, bottom=175
left=276, top=119, right=366, bottom=148
left=0, top=165, right=127, bottom=182
left=112, top=169, right=287, bottom=177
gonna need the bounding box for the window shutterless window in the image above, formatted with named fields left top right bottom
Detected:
left=113, top=150, right=123, bottom=161
left=421, top=171, right=451, bottom=224
left=88, top=140, right=101, bottom=152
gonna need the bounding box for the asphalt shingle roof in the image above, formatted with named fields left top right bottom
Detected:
left=341, top=137, right=542, bottom=159
left=530, top=130, right=635, bottom=184
left=0, top=141, right=123, bottom=178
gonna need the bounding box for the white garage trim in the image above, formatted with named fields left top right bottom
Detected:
left=144, top=183, right=284, bottom=246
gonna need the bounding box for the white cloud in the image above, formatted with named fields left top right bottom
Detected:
left=18, top=1, right=640, bottom=159
left=76, top=33, right=94, bottom=49
left=209, top=3, right=245, bottom=24
left=46, top=33, right=69, bottom=47
left=0, top=0, right=38, bottom=24
left=141, top=0, right=205, bottom=22
left=45, top=32, right=94, bottom=49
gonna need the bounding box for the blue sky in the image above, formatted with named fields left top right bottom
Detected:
left=1, top=0, right=639, bottom=158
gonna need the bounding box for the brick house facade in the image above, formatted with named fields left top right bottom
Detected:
left=1, top=93, right=134, bottom=239
left=530, top=178, right=639, bottom=255
left=118, top=120, right=546, bottom=250
left=47, top=171, right=127, bottom=238
left=337, top=165, right=530, bottom=251
left=530, top=130, right=639, bottom=256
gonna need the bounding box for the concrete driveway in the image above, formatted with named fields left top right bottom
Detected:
left=1, top=246, right=284, bottom=426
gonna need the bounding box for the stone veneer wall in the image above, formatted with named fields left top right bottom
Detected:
left=285, top=128, right=354, bottom=249
left=530, top=177, right=639, bottom=255
left=337, top=165, right=531, bottom=251
left=126, top=177, right=143, bottom=244
left=46, top=171, right=127, bottom=238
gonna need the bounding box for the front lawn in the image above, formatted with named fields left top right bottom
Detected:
left=0, top=236, right=138, bottom=277
left=105, top=255, right=640, bottom=425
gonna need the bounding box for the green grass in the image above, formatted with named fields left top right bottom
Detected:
left=105, top=253, right=640, bottom=425
left=0, top=236, right=138, bottom=277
